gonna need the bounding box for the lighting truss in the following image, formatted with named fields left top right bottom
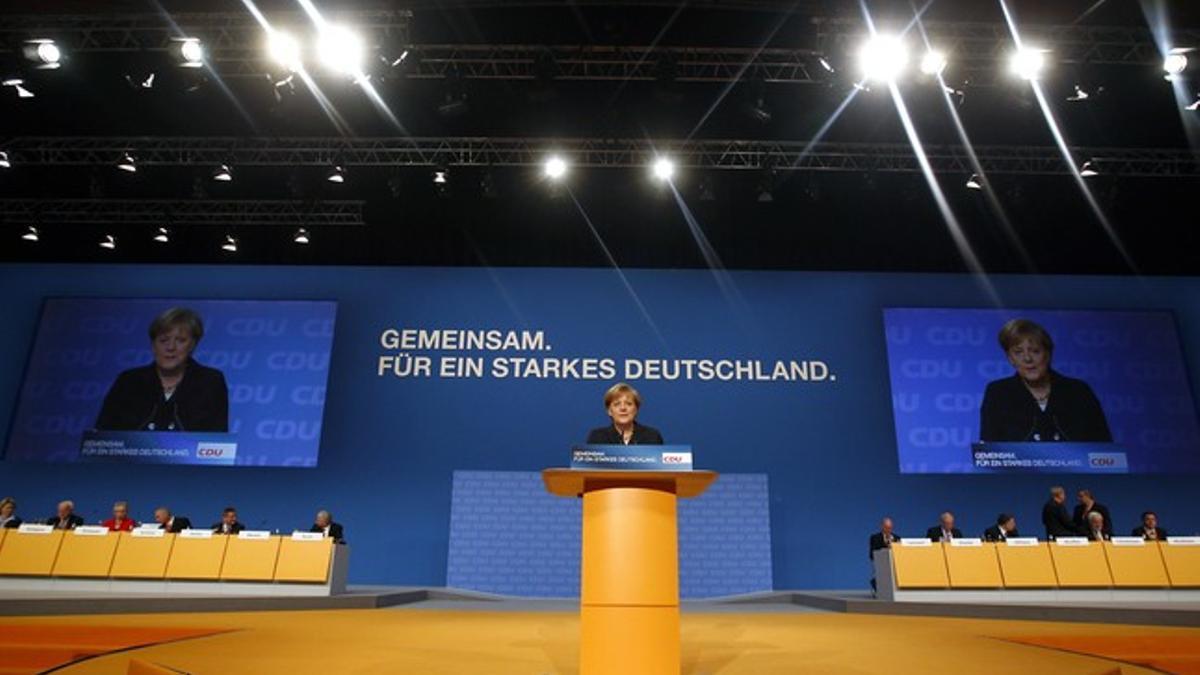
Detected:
left=3, top=137, right=1196, bottom=178
left=0, top=199, right=365, bottom=226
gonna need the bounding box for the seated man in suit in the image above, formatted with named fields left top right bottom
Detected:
left=926, top=512, right=963, bottom=542
left=1042, top=486, right=1076, bottom=540
left=1132, top=511, right=1168, bottom=541
left=1073, top=489, right=1112, bottom=536
left=153, top=506, right=192, bottom=533
left=45, top=500, right=85, bottom=530
left=1084, top=511, right=1109, bottom=541
left=309, top=510, right=345, bottom=543
left=984, top=513, right=1020, bottom=542
left=211, top=506, right=245, bottom=535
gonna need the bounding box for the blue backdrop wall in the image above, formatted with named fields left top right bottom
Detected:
left=1, top=264, right=1199, bottom=590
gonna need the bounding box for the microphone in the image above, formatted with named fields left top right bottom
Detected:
left=1051, top=415, right=1070, bottom=442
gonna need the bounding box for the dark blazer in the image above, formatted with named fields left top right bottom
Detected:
left=979, top=370, right=1111, bottom=443
left=45, top=514, right=85, bottom=530
left=1132, top=526, right=1169, bottom=540
left=926, top=526, right=963, bottom=542
left=869, top=531, right=900, bottom=560
left=159, top=516, right=193, bottom=533
left=585, top=422, right=664, bottom=445
left=983, top=525, right=1021, bottom=542
left=211, top=520, right=245, bottom=535
left=1086, top=529, right=1111, bottom=541
left=1042, top=499, right=1076, bottom=539
left=1073, top=502, right=1113, bottom=536
left=310, top=522, right=345, bottom=543
left=95, top=359, right=229, bottom=432
left=1, top=517, right=22, bottom=529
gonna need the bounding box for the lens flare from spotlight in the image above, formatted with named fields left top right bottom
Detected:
left=213, top=164, right=233, bottom=182
left=317, top=25, right=365, bottom=75
left=859, top=35, right=909, bottom=84
left=24, top=40, right=61, bottom=69
left=326, top=165, right=345, bottom=183
left=268, top=30, right=303, bottom=72
left=1164, top=52, right=1188, bottom=77
left=154, top=227, right=170, bottom=243
left=294, top=228, right=311, bottom=244
left=652, top=157, right=675, bottom=181
left=22, top=226, right=39, bottom=242
left=117, top=152, right=137, bottom=173
left=0, top=151, right=10, bottom=168
left=221, top=235, right=238, bottom=253
left=99, top=235, right=116, bottom=250
left=544, top=156, right=568, bottom=180
left=1010, top=49, right=1046, bottom=81
left=433, top=169, right=449, bottom=184
left=179, top=38, right=204, bottom=67
left=919, top=50, right=947, bottom=77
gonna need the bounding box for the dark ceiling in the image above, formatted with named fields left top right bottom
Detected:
left=1, top=0, right=1198, bottom=275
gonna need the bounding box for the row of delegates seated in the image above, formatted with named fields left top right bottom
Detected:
left=1041, top=485, right=1169, bottom=541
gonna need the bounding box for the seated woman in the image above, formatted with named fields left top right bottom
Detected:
left=0, top=498, right=21, bottom=529
left=586, top=382, right=664, bottom=445
left=979, top=318, right=1111, bottom=443
left=102, top=501, right=138, bottom=532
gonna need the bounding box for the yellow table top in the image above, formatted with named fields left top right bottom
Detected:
left=542, top=469, right=718, bottom=498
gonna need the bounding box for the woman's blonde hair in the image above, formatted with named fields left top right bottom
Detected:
left=603, top=382, right=642, bottom=409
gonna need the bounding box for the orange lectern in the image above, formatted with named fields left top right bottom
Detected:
left=544, top=468, right=718, bottom=675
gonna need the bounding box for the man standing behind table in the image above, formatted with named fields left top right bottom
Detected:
left=153, top=506, right=192, bottom=533
left=926, top=512, right=963, bottom=542
left=1073, top=489, right=1112, bottom=536
left=1132, top=511, right=1169, bottom=541
left=868, top=517, right=901, bottom=594
left=1042, top=486, right=1076, bottom=540
left=45, top=500, right=85, bottom=530
left=211, top=507, right=245, bottom=534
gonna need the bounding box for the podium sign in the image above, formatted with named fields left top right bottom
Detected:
left=570, top=444, right=693, bottom=471
left=80, top=430, right=238, bottom=466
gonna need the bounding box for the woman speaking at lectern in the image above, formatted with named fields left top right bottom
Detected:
left=586, top=382, right=664, bottom=445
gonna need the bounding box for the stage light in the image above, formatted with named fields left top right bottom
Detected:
left=1009, top=49, right=1047, bottom=81
left=433, top=168, right=449, bottom=184
left=175, top=38, right=204, bottom=68
left=23, top=39, right=61, bottom=70
left=21, top=226, right=39, bottom=242
left=0, top=151, right=9, bottom=168
left=966, top=174, right=983, bottom=190
left=116, top=152, right=137, bottom=173
left=1164, top=51, right=1189, bottom=79
left=858, top=34, right=909, bottom=84
left=1079, top=160, right=1099, bottom=177
left=153, top=227, right=170, bottom=243
left=326, top=165, right=346, bottom=183
left=267, top=30, right=303, bottom=72
left=818, top=57, right=835, bottom=73
left=543, top=155, right=567, bottom=180
left=317, top=25, right=365, bottom=75
left=212, top=164, right=233, bottom=182
left=1066, top=85, right=1089, bottom=102
left=99, top=234, right=116, bottom=250
left=221, top=234, right=238, bottom=253
left=919, top=50, right=947, bottom=77
left=293, top=228, right=311, bottom=244
left=652, top=157, right=675, bottom=182
left=3, top=79, right=34, bottom=99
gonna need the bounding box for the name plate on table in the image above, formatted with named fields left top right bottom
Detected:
left=949, top=538, right=982, bottom=547
left=899, top=538, right=932, bottom=547
left=80, top=430, right=238, bottom=466
left=132, top=528, right=166, bottom=538
left=1111, top=537, right=1146, bottom=547
left=570, top=444, right=693, bottom=470
left=73, top=526, right=109, bottom=536
left=1055, top=537, right=1090, bottom=547
left=291, top=531, right=324, bottom=541
left=970, top=442, right=1128, bottom=474
left=1005, top=538, right=1040, bottom=547
left=238, top=530, right=272, bottom=540
left=1168, top=537, right=1200, bottom=546
left=178, top=529, right=213, bottom=539
left=17, top=524, right=53, bottom=534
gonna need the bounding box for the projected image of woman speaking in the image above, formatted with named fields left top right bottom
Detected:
left=95, top=307, right=229, bottom=432
left=979, top=318, right=1111, bottom=443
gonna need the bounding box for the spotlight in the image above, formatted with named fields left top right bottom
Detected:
left=432, top=168, right=449, bottom=184
left=317, top=25, right=365, bottom=75
left=3, top=78, right=34, bottom=99
left=153, top=227, right=170, bottom=243
left=965, top=174, right=983, bottom=190
left=174, top=38, right=204, bottom=68
left=1066, top=85, right=1089, bottom=102
left=919, top=50, right=947, bottom=77
left=651, top=157, right=675, bottom=182
left=326, top=165, right=346, bottom=183
left=293, top=228, right=311, bottom=245
left=858, top=34, right=909, bottom=84
left=23, top=39, right=61, bottom=70
left=221, top=234, right=238, bottom=253
left=212, top=164, right=233, bottom=182
left=1164, top=49, right=1193, bottom=80
left=543, top=155, right=567, bottom=180
left=99, top=234, right=116, bottom=250
left=267, top=30, right=303, bottom=72
left=1079, top=160, right=1099, bottom=178
left=116, top=152, right=137, bottom=173
left=0, top=151, right=9, bottom=168
left=21, top=226, right=39, bottom=242
left=818, top=57, right=835, bottom=73
left=1009, top=48, right=1047, bottom=81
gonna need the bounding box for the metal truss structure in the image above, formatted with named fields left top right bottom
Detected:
left=3, top=136, right=1197, bottom=178
left=0, top=199, right=365, bottom=226
left=0, top=11, right=1193, bottom=83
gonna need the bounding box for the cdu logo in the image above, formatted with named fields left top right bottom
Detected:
left=1087, top=452, right=1128, bottom=471
left=196, top=442, right=237, bottom=462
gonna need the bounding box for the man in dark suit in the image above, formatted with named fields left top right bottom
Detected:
left=1072, top=489, right=1112, bottom=536
left=153, top=506, right=193, bottom=533
left=868, top=517, right=900, bottom=594
left=984, top=513, right=1020, bottom=542
left=1084, top=511, right=1110, bottom=541
left=1132, top=511, right=1169, bottom=541
left=309, top=510, right=345, bottom=543
left=45, top=500, right=85, bottom=530
left=211, top=506, right=245, bottom=534
left=926, top=512, right=963, bottom=542
left=1042, top=486, right=1075, bottom=540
